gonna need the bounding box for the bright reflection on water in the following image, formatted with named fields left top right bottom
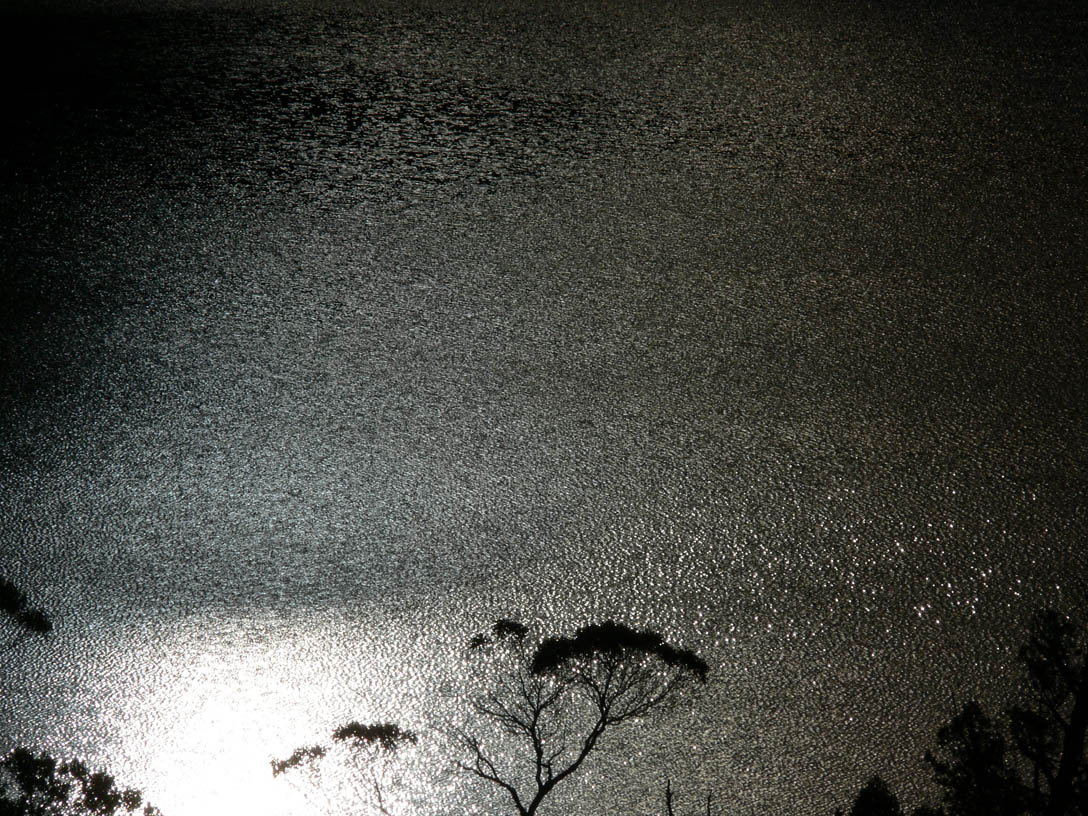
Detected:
left=94, top=607, right=687, bottom=816
left=100, top=612, right=450, bottom=816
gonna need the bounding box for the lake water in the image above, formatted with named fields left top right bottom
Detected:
left=1, top=0, right=1085, bottom=814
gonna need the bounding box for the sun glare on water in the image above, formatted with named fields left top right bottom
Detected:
left=109, top=610, right=437, bottom=816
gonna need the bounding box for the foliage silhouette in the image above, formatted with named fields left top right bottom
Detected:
left=532, top=620, right=709, bottom=683
left=920, top=610, right=1087, bottom=816
left=1009, top=610, right=1088, bottom=816
left=848, top=776, right=904, bottom=816
left=845, top=609, right=1086, bottom=816
left=1, top=587, right=160, bottom=816
left=469, top=619, right=529, bottom=651
left=332, top=723, right=416, bottom=753
left=924, top=701, right=1022, bottom=816
left=456, top=618, right=708, bottom=816
left=271, top=722, right=416, bottom=816
left=0, top=748, right=160, bottom=816
left=0, top=577, right=51, bottom=650
left=270, top=745, right=326, bottom=777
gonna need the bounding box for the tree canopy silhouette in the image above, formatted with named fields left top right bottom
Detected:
left=271, top=721, right=417, bottom=816
left=456, top=618, right=708, bottom=816
left=924, top=701, right=1022, bottom=816
left=1, top=584, right=160, bottom=816
left=0, top=748, right=160, bottom=816
left=531, top=620, right=709, bottom=683
left=848, top=775, right=904, bottom=816
left=1009, top=610, right=1088, bottom=816
left=844, top=608, right=1087, bottom=816
left=1, top=576, right=51, bottom=649
left=922, top=610, right=1087, bottom=816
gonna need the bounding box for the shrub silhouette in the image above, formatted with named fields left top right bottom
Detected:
left=847, top=609, right=1087, bottom=816
left=848, top=776, right=903, bottom=816
left=0, top=748, right=161, bottom=816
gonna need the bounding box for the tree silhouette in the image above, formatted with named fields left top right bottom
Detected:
left=1007, top=610, right=1088, bottom=816
left=456, top=619, right=708, bottom=816
left=839, top=609, right=1087, bottom=816
left=1, top=576, right=51, bottom=650
left=891, top=608, right=1088, bottom=816
left=0, top=748, right=161, bottom=816
left=271, top=722, right=417, bottom=816
left=924, top=701, right=1023, bottom=816
left=848, top=776, right=904, bottom=816
left=1, top=580, right=165, bottom=816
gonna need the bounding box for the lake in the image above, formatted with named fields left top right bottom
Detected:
left=1, top=0, right=1085, bottom=813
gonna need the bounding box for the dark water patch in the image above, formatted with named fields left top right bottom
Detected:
left=0, top=5, right=623, bottom=206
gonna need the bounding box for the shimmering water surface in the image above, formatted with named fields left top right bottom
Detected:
left=1, top=0, right=1085, bottom=813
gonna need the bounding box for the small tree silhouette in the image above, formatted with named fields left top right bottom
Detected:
left=924, top=701, right=1022, bottom=816
left=1, top=576, right=51, bottom=650
left=915, top=610, right=1088, bottom=816
left=1, top=583, right=160, bottom=816
left=1007, top=610, right=1088, bottom=816
left=271, top=722, right=416, bottom=816
left=847, top=776, right=904, bottom=816
left=456, top=619, right=708, bottom=816
left=862, top=608, right=1088, bottom=816
left=0, top=748, right=161, bottom=816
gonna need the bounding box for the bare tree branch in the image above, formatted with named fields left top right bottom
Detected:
left=456, top=619, right=707, bottom=816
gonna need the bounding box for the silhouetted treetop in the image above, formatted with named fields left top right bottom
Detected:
left=468, top=619, right=529, bottom=650
left=331, top=723, right=417, bottom=751
left=1018, top=609, right=1084, bottom=707
left=270, top=745, right=326, bottom=777
left=0, top=748, right=160, bottom=816
left=530, top=620, right=709, bottom=682
left=858, top=607, right=1087, bottom=816
left=0, top=578, right=25, bottom=615
left=924, top=699, right=1025, bottom=816
left=0, top=576, right=52, bottom=637
left=848, top=775, right=904, bottom=816
left=272, top=721, right=417, bottom=816
left=458, top=619, right=708, bottom=816
left=468, top=633, right=490, bottom=650
left=492, top=619, right=528, bottom=642
left=1014, top=609, right=1087, bottom=816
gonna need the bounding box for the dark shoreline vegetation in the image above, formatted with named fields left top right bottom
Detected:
left=2, top=577, right=1085, bottom=816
